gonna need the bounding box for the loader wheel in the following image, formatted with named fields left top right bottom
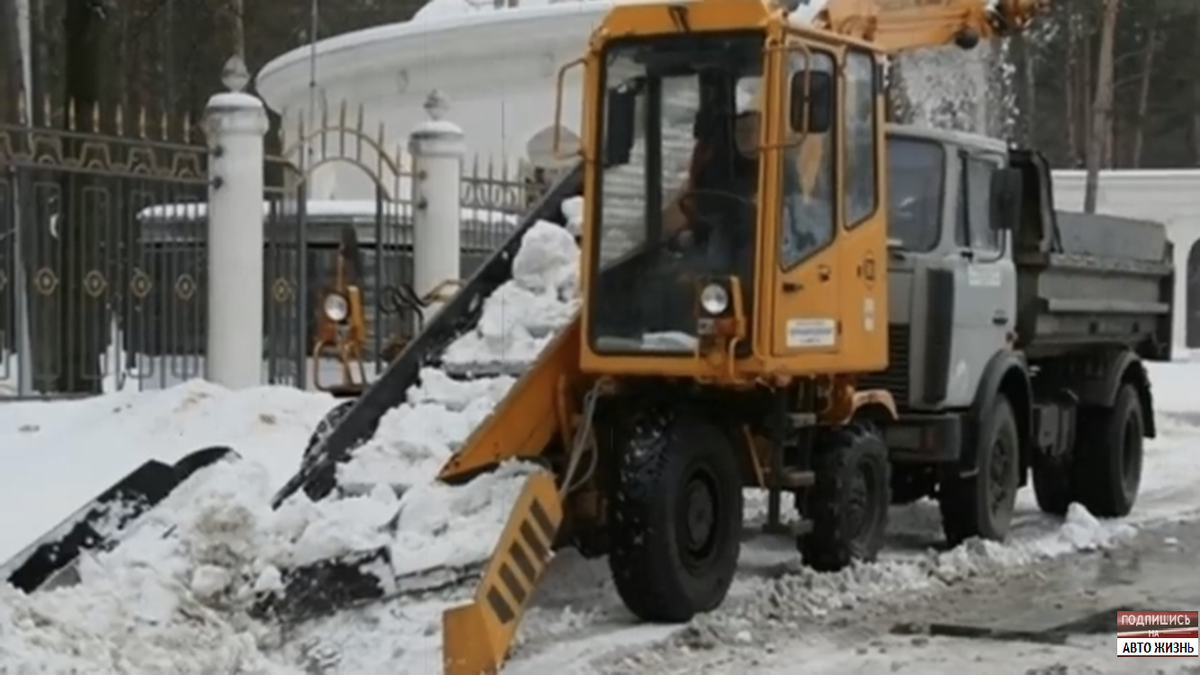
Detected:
left=798, top=424, right=890, bottom=571
left=939, top=395, right=1020, bottom=545
left=1072, top=384, right=1143, bottom=518
left=608, top=410, right=743, bottom=623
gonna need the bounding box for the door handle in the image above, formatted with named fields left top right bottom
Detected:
left=992, top=312, right=1008, bottom=326
left=782, top=282, right=802, bottom=293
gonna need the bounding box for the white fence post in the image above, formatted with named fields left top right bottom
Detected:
left=409, top=90, right=465, bottom=321
left=204, top=56, right=269, bottom=389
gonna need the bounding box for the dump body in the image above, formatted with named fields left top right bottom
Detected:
left=1014, top=208, right=1173, bottom=359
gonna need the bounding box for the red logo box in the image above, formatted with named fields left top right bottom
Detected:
left=1117, top=611, right=1199, bottom=657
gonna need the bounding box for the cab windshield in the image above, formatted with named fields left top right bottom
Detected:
left=886, top=136, right=945, bottom=252
left=588, top=32, right=764, bottom=354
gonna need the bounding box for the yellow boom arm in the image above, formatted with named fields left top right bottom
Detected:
left=812, top=0, right=1047, bottom=53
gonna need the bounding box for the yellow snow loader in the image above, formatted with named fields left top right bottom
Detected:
left=4, top=1, right=1105, bottom=674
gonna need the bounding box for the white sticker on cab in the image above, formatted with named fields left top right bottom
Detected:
left=786, top=318, right=837, bottom=348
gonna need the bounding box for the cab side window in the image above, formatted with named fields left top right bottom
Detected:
left=843, top=50, right=878, bottom=228
left=780, top=49, right=836, bottom=269
left=956, top=154, right=1002, bottom=254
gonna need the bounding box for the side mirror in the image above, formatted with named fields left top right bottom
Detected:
left=989, top=167, right=1023, bottom=231
left=789, top=71, right=832, bottom=134
left=603, top=86, right=637, bottom=168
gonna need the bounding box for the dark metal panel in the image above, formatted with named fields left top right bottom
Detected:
left=921, top=268, right=955, bottom=404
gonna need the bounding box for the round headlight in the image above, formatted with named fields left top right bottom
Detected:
left=323, top=293, right=349, bottom=322
left=699, top=284, right=729, bottom=315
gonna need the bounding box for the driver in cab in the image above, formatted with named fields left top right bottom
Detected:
left=665, top=107, right=817, bottom=270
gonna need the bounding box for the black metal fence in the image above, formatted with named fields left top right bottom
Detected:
left=0, top=109, right=210, bottom=397
left=0, top=103, right=541, bottom=398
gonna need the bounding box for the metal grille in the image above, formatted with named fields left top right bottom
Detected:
left=860, top=323, right=911, bottom=407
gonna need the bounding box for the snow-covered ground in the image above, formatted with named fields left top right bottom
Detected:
left=2, top=209, right=1199, bottom=672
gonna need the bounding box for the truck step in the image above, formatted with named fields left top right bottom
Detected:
left=767, top=468, right=815, bottom=490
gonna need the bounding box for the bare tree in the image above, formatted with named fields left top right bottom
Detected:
left=1083, top=0, right=1119, bottom=213
left=1, top=0, right=24, bottom=120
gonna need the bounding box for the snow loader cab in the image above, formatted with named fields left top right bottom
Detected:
left=870, top=124, right=1173, bottom=546
left=579, top=7, right=890, bottom=386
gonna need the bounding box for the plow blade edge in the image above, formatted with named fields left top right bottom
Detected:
left=1, top=445, right=236, bottom=593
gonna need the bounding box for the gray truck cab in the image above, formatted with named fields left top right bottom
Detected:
left=872, top=125, right=1016, bottom=414
left=870, top=124, right=1174, bottom=545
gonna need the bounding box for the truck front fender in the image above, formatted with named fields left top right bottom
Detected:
left=959, top=350, right=1031, bottom=477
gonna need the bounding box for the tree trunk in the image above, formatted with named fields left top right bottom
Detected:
left=1065, top=21, right=1077, bottom=162
left=1, top=0, right=24, bottom=121
left=1081, top=26, right=1093, bottom=167
left=1131, top=28, right=1157, bottom=168
left=1083, top=0, right=1119, bottom=214
left=1192, top=9, right=1200, bottom=164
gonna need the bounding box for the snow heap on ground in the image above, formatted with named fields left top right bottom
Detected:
left=654, top=503, right=1138, bottom=654
left=0, top=218, right=582, bottom=674
left=0, top=381, right=339, bottom=563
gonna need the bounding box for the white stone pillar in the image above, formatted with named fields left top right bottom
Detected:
left=1171, top=234, right=1193, bottom=360
left=204, top=56, right=269, bottom=389
left=408, top=90, right=465, bottom=320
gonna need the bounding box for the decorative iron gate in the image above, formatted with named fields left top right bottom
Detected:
left=0, top=104, right=209, bottom=398
left=262, top=104, right=535, bottom=391
left=0, top=99, right=549, bottom=399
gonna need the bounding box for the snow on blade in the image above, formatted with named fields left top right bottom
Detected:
left=0, top=218, right=581, bottom=674
left=0, top=381, right=339, bottom=562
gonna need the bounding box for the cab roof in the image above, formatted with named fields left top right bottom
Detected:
left=887, top=123, right=1010, bottom=155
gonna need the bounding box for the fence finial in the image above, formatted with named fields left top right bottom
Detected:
left=222, top=55, right=251, bottom=93
left=424, top=90, right=450, bottom=122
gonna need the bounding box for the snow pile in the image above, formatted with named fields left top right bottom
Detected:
left=0, top=460, right=292, bottom=674
left=0, top=381, right=337, bottom=562
left=670, top=503, right=1137, bottom=650
left=561, top=195, right=585, bottom=237
left=0, top=218, right=583, bottom=674
left=268, top=218, right=579, bottom=576
left=443, top=220, right=581, bottom=369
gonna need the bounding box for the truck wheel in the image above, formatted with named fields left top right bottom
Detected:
left=1073, top=384, right=1144, bottom=518
left=608, top=410, right=743, bottom=623
left=798, top=424, right=890, bottom=571
left=1031, top=452, right=1073, bottom=516
left=939, top=395, right=1020, bottom=545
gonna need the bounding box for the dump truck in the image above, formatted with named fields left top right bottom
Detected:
left=868, top=125, right=1172, bottom=545
left=13, top=0, right=1177, bottom=674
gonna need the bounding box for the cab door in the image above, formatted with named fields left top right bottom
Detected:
left=944, top=151, right=1017, bottom=406
left=767, top=44, right=843, bottom=363
left=768, top=44, right=888, bottom=375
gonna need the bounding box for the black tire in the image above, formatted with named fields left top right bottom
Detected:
left=798, top=423, right=891, bottom=571
left=608, top=410, right=743, bottom=623
left=1073, top=384, right=1144, bottom=518
left=939, top=395, right=1021, bottom=545
left=1031, top=451, right=1072, bottom=516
